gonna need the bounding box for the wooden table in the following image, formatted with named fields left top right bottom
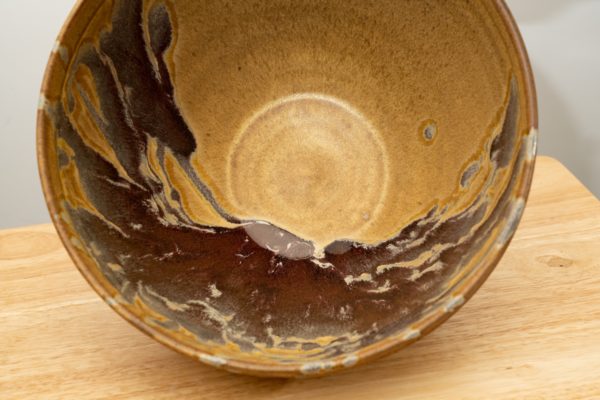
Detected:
left=2, top=156, right=600, bottom=399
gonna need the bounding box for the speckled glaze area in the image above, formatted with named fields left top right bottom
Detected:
left=38, top=0, right=537, bottom=377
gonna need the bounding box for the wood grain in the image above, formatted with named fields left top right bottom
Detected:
left=2, top=156, right=600, bottom=399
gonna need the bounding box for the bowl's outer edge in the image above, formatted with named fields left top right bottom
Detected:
left=37, top=0, right=538, bottom=378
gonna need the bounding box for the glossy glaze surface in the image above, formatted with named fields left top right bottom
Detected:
left=38, top=0, right=537, bottom=376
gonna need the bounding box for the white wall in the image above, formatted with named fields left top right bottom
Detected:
left=0, top=1, right=75, bottom=228
left=0, top=1, right=599, bottom=228
left=508, top=0, right=600, bottom=198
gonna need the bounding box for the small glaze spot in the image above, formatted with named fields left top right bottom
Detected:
left=460, top=161, right=480, bottom=189
left=37, top=94, right=48, bottom=111
left=89, top=242, right=102, bottom=256
left=322, top=361, right=335, bottom=370
left=525, top=128, right=538, bottom=162
left=497, top=198, right=526, bottom=246
left=444, top=295, right=465, bottom=313
left=312, top=259, right=334, bottom=269
left=403, top=328, right=421, bottom=341
left=59, top=211, right=70, bottom=224
left=209, top=283, right=222, bottom=298
left=339, top=304, right=352, bottom=320
left=107, top=262, right=124, bottom=273
left=344, top=273, right=373, bottom=285
left=299, top=361, right=334, bottom=374
left=199, top=354, right=227, bottom=367
left=368, top=279, right=392, bottom=293
left=422, top=122, right=437, bottom=142
left=342, top=354, right=359, bottom=367
left=70, top=236, right=84, bottom=250
left=106, top=297, right=118, bottom=306
left=52, top=41, right=69, bottom=63
left=424, top=126, right=435, bottom=140
left=300, top=362, right=323, bottom=374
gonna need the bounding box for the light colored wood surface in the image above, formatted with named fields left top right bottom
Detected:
left=2, top=156, right=600, bottom=399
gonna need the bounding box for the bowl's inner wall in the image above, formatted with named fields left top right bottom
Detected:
left=41, top=0, right=535, bottom=368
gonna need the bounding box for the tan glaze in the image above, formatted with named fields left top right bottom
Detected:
left=229, top=93, right=388, bottom=252
left=38, top=0, right=537, bottom=377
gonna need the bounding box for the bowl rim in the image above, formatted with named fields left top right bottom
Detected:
left=37, top=0, right=538, bottom=378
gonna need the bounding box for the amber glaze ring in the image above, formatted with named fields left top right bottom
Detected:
left=38, top=0, right=537, bottom=377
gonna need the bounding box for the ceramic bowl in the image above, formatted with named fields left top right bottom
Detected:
left=38, top=0, right=537, bottom=377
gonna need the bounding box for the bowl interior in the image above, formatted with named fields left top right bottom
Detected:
left=39, top=0, right=536, bottom=376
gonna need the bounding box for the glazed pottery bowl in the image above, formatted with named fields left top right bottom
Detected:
left=38, top=0, right=537, bottom=377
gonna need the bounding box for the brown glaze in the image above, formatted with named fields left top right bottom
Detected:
left=38, top=0, right=537, bottom=377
